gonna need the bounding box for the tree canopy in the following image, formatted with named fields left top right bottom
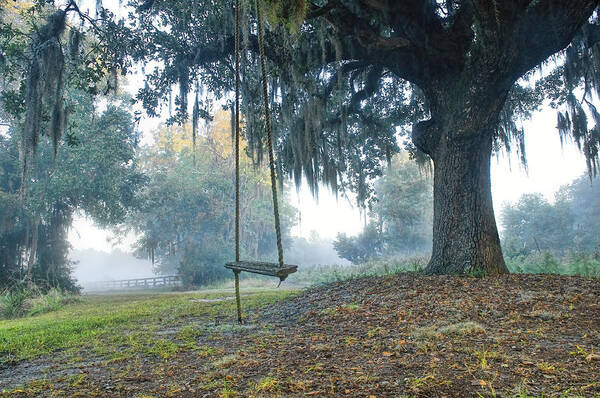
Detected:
left=3, top=0, right=600, bottom=276
left=0, top=92, right=143, bottom=290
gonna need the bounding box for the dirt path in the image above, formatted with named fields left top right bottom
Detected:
left=2, top=274, right=599, bottom=397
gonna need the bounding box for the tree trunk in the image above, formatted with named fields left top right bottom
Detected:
left=423, top=126, right=508, bottom=275
left=26, top=218, right=39, bottom=287
left=411, top=75, right=510, bottom=275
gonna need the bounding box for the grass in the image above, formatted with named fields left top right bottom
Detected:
left=0, top=288, right=294, bottom=364
left=2, top=273, right=599, bottom=396
left=411, top=321, right=485, bottom=340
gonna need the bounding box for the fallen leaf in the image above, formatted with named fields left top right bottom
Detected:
left=471, top=379, right=487, bottom=386
left=586, top=353, right=600, bottom=362
left=382, top=351, right=393, bottom=357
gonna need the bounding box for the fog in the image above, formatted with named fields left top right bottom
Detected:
left=70, top=249, right=157, bottom=286
left=286, top=235, right=351, bottom=267
left=69, top=234, right=349, bottom=288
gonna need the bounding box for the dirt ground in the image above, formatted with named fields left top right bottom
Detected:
left=2, top=273, right=600, bottom=397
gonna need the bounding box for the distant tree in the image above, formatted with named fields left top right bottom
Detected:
left=372, top=154, right=433, bottom=254
left=128, top=110, right=297, bottom=286
left=0, top=93, right=143, bottom=290
left=334, top=223, right=383, bottom=265
left=286, top=231, right=350, bottom=267
left=501, top=175, right=600, bottom=257
left=500, top=193, right=574, bottom=257
left=557, top=176, right=600, bottom=251
left=334, top=153, right=432, bottom=264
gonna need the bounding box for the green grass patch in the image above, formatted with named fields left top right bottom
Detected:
left=0, top=288, right=294, bottom=364
left=412, top=321, right=485, bottom=340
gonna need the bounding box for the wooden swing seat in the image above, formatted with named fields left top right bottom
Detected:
left=225, top=261, right=297, bottom=280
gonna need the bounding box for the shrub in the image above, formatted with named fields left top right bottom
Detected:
left=26, top=288, right=79, bottom=317
left=0, top=287, right=30, bottom=319
left=0, top=285, right=79, bottom=320
left=506, top=250, right=600, bottom=277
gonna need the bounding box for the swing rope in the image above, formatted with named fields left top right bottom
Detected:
left=233, top=0, right=284, bottom=269
left=231, top=0, right=289, bottom=323
left=234, top=0, right=242, bottom=323
left=255, top=0, right=285, bottom=269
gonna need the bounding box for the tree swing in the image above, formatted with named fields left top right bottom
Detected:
left=225, top=0, right=297, bottom=323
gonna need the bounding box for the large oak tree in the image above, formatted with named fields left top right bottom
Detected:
left=296, top=0, right=599, bottom=275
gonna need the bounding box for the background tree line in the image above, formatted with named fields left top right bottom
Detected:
left=334, top=160, right=600, bottom=277
left=500, top=176, right=600, bottom=276
left=127, top=110, right=297, bottom=286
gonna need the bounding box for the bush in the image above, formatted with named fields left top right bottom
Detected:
left=506, top=251, right=600, bottom=277
left=26, top=288, right=79, bottom=317
left=0, top=287, right=30, bottom=319
left=0, top=285, right=79, bottom=320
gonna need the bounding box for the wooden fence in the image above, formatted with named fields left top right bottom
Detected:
left=84, top=275, right=182, bottom=291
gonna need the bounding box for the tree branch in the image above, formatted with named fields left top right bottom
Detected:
left=312, top=2, right=426, bottom=84
left=507, top=0, right=599, bottom=81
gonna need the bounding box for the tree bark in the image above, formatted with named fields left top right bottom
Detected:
left=412, top=75, right=511, bottom=275
left=426, top=131, right=507, bottom=275
left=26, top=218, right=39, bottom=287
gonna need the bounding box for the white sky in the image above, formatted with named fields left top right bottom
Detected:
left=491, top=107, right=587, bottom=207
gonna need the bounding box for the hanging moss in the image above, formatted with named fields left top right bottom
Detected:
left=264, top=0, right=307, bottom=32
left=22, top=8, right=67, bottom=191
left=177, top=59, right=189, bottom=121
left=192, top=82, right=200, bottom=165
left=554, top=19, right=600, bottom=178
left=68, top=28, right=81, bottom=60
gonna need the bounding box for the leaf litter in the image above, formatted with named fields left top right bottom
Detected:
left=1, top=273, right=599, bottom=397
